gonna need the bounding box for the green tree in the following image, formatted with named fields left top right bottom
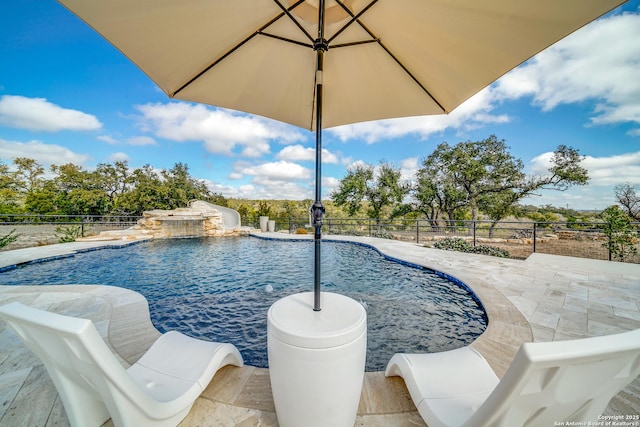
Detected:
left=116, top=163, right=212, bottom=215
left=13, top=157, right=45, bottom=194
left=544, top=145, right=589, bottom=190
left=477, top=190, right=522, bottom=237
left=95, top=161, right=131, bottom=211
left=116, top=164, right=169, bottom=214
left=161, top=162, right=210, bottom=208
left=25, top=181, right=60, bottom=214
left=413, top=160, right=468, bottom=225
left=0, top=161, right=21, bottom=213
left=415, top=136, right=589, bottom=224
left=0, top=157, right=46, bottom=213
left=601, top=205, right=638, bottom=262
left=331, top=163, right=372, bottom=216
left=331, top=162, right=409, bottom=221
left=420, top=136, right=526, bottom=222
left=49, top=163, right=109, bottom=215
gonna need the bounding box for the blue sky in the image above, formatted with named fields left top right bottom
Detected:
left=1, top=1, right=639, bottom=210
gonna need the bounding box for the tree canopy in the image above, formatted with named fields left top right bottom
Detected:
left=0, top=158, right=225, bottom=216
left=330, top=161, right=409, bottom=222
left=410, top=135, right=588, bottom=224
left=0, top=135, right=601, bottom=223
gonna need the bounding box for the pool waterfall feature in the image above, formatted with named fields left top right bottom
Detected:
left=156, top=216, right=206, bottom=237
left=78, top=200, right=245, bottom=241
left=136, top=201, right=243, bottom=238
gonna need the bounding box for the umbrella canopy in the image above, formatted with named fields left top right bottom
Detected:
left=58, top=0, right=625, bottom=310
left=57, top=0, right=624, bottom=130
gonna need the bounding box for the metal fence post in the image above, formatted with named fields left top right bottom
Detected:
left=533, top=222, right=537, bottom=253
left=473, top=220, right=476, bottom=247
left=608, top=221, right=612, bottom=261
left=81, top=216, right=85, bottom=237
left=416, top=219, right=420, bottom=243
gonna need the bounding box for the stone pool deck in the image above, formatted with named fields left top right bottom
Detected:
left=0, top=233, right=639, bottom=426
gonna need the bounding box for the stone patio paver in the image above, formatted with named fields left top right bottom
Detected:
left=0, top=234, right=639, bottom=426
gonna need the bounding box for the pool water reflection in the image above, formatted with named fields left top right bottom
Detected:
left=0, top=236, right=487, bottom=371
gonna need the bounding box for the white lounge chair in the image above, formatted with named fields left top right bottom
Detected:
left=0, top=302, right=244, bottom=427
left=385, top=329, right=640, bottom=427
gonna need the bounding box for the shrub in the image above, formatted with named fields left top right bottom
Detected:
left=371, top=230, right=394, bottom=239
left=55, top=225, right=83, bottom=243
left=431, top=237, right=510, bottom=258
left=469, top=245, right=510, bottom=258
left=433, top=237, right=473, bottom=252
left=0, top=229, right=20, bottom=249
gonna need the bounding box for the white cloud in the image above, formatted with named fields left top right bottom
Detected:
left=208, top=179, right=312, bottom=200
left=222, top=160, right=314, bottom=199
left=97, top=135, right=119, bottom=145
left=495, top=11, right=640, bottom=130
left=328, top=10, right=640, bottom=143
left=323, top=176, right=341, bottom=197
left=98, top=134, right=157, bottom=146
left=108, top=152, right=130, bottom=162
left=400, top=157, right=419, bottom=181
left=329, top=87, right=509, bottom=143
left=241, top=160, right=312, bottom=182
left=0, top=138, right=90, bottom=166
left=276, top=144, right=339, bottom=163
left=126, top=136, right=157, bottom=146
left=525, top=149, right=640, bottom=209
left=529, top=150, right=640, bottom=187
left=135, top=102, right=306, bottom=157
left=0, top=95, right=102, bottom=132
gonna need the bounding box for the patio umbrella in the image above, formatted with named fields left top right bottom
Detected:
left=58, top=0, right=625, bottom=310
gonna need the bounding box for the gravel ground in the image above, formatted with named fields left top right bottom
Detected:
left=0, top=223, right=135, bottom=251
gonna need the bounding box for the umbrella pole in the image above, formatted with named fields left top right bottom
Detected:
left=311, top=0, right=327, bottom=311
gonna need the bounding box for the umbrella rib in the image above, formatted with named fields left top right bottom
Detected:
left=331, top=39, right=378, bottom=49
left=374, top=39, right=447, bottom=113
left=172, top=3, right=311, bottom=98
left=171, top=32, right=258, bottom=97
left=260, top=32, right=313, bottom=49
left=329, top=0, right=447, bottom=113
left=272, top=0, right=315, bottom=43
left=328, top=0, right=379, bottom=45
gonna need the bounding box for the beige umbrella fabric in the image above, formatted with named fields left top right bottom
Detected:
left=58, top=0, right=626, bottom=310
left=57, top=0, right=624, bottom=131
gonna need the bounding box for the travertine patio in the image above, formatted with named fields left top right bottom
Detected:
left=1, top=234, right=638, bottom=426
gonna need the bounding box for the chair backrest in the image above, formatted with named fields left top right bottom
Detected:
left=0, top=302, right=152, bottom=414
left=467, top=328, right=640, bottom=427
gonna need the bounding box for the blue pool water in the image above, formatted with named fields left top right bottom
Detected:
left=0, top=236, right=487, bottom=371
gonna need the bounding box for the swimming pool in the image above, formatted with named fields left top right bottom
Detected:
left=0, top=236, right=487, bottom=371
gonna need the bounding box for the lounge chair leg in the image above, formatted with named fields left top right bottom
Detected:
left=47, top=370, right=111, bottom=427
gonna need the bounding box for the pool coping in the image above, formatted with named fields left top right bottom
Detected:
left=0, top=234, right=533, bottom=425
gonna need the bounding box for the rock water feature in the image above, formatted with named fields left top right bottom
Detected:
left=78, top=201, right=246, bottom=242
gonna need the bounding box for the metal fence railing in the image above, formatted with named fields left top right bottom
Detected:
left=3, top=215, right=639, bottom=263
left=243, top=217, right=640, bottom=263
